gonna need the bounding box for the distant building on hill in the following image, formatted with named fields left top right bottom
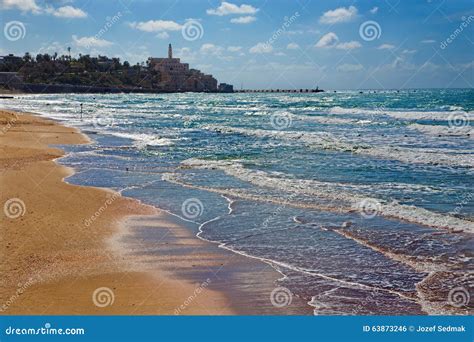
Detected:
left=0, top=47, right=234, bottom=93
left=0, top=54, right=22, bottom=65
left=97, top=55, right=114, bottom=69
left=148, top=44, right=222, bottom=92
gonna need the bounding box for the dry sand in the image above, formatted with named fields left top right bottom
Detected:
left=0, top=109, right=235, bottom=314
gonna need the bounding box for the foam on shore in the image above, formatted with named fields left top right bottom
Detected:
left=173, top=158, right=474, bottom=233
left=105, top=131, right=175, bottom=147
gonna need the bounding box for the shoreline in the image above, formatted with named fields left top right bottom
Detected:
left=0, top=109, right=309, bottom=315
left=0, top=109, right=233, bottom=314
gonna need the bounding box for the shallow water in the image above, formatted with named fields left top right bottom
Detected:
left=3, top=90, right=473, bottom=315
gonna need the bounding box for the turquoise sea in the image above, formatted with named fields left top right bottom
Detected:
left=3, top=89, right=473, bottom=315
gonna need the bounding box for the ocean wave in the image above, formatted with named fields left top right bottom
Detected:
left=301, top=115, right=367, bottom=125
left=409, top=123, right=473, bottom=138
left=328, top=106, right=474, bottom=121
left=105, top=131, right=175, bottom=147
left=173, top=158, right=474, bottom=233
left=202, top=125, right=474, bottom=168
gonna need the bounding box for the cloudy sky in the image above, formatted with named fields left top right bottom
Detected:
left=1, top=0, right=473, bottom=89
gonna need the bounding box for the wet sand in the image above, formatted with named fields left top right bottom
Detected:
left=0, top=109, right=307, bottom=315
left=0, top=109, right=231, bottom=314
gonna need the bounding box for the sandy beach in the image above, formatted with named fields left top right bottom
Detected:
left=2, top=100, right=469, bottom=317
left=0, top=109, right=274, bottom=315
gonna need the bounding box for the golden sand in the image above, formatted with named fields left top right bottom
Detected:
left=0, top=109, right=235, bottom=314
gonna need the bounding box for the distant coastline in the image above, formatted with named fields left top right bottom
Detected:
left=0, top=44, right=235, bottom=94
left=0, top=83, right=325, bottom=94
left=0, top=46, right=329, bottom=94
left=0, top=82, right=224, bottom=94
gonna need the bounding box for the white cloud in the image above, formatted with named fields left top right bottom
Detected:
left=377, top=43, right=395, bottom=50
left=2, top=1, right=87, bottom=18
left=230, top=16, right=256, bottom=24
left=129, top=20, right=182, bottom=32
left=124, top=49, right=151, bottom=65
left=320, top=6, right=358, bottom=24
left=421, top=39, right=436, bottom=44
left=336, top=41, right=361, bottom=50
left=315, top=32, right=339, bottom=48
left=156, top=32, right=170, bottom=40
left=72, top=35, right=113, bottom=48
left=50, top=6, right=87, bottom=18
left=402, top=49, right=417, bottom=54
left=2, top=0, right=41, bottom=13
left=370, top=7, right=378, bottom=14
left=274, top=52, right=286, bottom=56
left=287, top=30, right=304, bottom=35
left=36, top=41, right=69, bottom=56
left=200, top=43, right=223, bottom=55
left=207, top=1, right=258, bottom=16
left=174, top=47, right=196, bottom=61
left=249, top=42, right=273, bottom=54
left=287, top=43, right=299, bottom=50
left=316, top=33, right=361, bottom=50
left=227, top=46, right=242, bottom=52
left=457, top=60, right=474, bottom=70
left=337, top=63, right=363, bottom=72
left=391, top=56, right=406, bottom=69
left=419, top=61, right=440, bottom=71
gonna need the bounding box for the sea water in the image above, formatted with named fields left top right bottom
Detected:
left=3, top=89, right=473, bottom=315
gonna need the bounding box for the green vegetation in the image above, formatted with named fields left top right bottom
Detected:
left=0, top=52, right=162, bottom=89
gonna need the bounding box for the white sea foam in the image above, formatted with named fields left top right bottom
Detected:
left=177, top=158, right=474, bottom=233
left=202, top=125, right=474, bottom=168
left=301, top=116, right=362, bottom=125
left=106, top=132, right=175, bottom=147
left=328, top=106, right=474, bottom=121
left=409, top=123, right=473, bottom=138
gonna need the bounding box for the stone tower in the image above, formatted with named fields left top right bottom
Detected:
left=168, top=43, right=172, bottom=59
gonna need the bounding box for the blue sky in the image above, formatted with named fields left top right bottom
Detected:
left=1, top=0, right=473, bottom=89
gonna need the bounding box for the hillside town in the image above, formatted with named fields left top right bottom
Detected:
left=0, top=44, right=233, bottom=93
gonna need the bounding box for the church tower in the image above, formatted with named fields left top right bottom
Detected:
left=168, top=43, right=172, bottom=59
